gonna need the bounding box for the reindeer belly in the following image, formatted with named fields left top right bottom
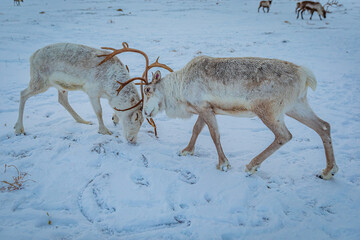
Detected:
left=207, top=96, right=256, bottom=117
left=49, top=72, right=85, bottom=91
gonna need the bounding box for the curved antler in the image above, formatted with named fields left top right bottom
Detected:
left=113, top=77, right=147, bottom=112
left=146, top=118, right=157, bottom=137
left=98, top=42, right=150, bottom=84
left=97, top=42, right=174, bottom=137
left=114, top=99, right=143, bottom=112
left=146, top=57, right=174, bottom=77
left=115, top=77, right=148, bottom=96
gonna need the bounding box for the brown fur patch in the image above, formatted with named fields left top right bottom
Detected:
left=54, top=81, right=83, bottom=91
left=210, top=103, right=249, bottom=115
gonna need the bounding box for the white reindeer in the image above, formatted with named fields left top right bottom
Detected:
left=143, top=56, right=338, bottom=179
left=14, top=43, right=144, bottom=143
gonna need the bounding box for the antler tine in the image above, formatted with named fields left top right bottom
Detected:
left=101, top=47, right=117, bottom=51
left=146, top=118, right=158, bottom=137
left=115, top=77, right=148, bottom=96
left=114, top=99, right=143, bottom=112
left=148, top=57, right=174, bottom=73
left=98, top=49, right=123, bottom=66
left=97, top=42, right=150, bottom=72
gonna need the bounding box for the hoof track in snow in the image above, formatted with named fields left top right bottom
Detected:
left=177, top=169, right=198, bottom=184
left=78, top=173, right=191, bottom=237
left=131, top=174, right=150, bottom=187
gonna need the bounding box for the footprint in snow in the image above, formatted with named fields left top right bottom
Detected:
left=178, top=170, right=198, bottom=184
left=131, top=175, right=150, bottom=187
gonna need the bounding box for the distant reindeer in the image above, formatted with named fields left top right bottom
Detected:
left=143, top=56, right=338, bottom=179
left=14, top=0, right=23, bottom=6
left=14, top=43, right=144, bottom=143
left=296, top=1, right=327, bottom=20
left=258, top=0, right=272, bottom=13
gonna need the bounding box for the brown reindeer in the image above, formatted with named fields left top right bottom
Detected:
left=258, top=1, right=272, bottom=13
left=296, top=1, right=326, bottom=20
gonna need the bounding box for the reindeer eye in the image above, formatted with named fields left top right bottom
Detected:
left=144, top=86, right=151, bottom=94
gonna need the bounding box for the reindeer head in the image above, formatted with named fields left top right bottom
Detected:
left=110, top=96, right=144, bottom=143
left=121, top=107, right=144, bottom=143
left=143, top=70, right=164, bottom=118
left=322, top=8, right=327, bottom=18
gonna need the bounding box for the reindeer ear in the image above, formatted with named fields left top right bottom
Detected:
left=153, top=70, right=161, bottom=81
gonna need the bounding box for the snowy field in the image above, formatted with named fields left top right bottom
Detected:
left=0, top=0, right=360, bottom=239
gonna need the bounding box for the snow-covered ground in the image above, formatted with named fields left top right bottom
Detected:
left=0, top=0, right=359, bottom=239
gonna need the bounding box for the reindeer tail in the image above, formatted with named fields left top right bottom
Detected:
left=300, top=66, right=317, bottom=91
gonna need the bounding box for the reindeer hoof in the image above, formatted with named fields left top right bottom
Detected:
left=99, top=128, right=112, bottom=135
left=245, top=164, right=259, bottom=174
left=217, top=162, right=231, bottom=172
left=317, top=164, right=339, bottom=180
left=14, top=123, right=25, bottom=135
left=179, top=149, right=194, bottom=156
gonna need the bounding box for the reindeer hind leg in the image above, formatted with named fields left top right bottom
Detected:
left=14, top=82, right=49, bottom=134
left=286, top=99, right=338, bottom=179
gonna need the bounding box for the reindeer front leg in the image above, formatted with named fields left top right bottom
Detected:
left=89, top=96, right=112, bottom=135
left=180, top=116, right=205, bottom=156
left=198, top=109, right=231, bottom=171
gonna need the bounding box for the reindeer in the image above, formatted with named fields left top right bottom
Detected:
left=14, top=43, right=144, bottom=143
left=143, top=56, right=338, bottom=179
left=296, top=1, right=326, bottom=20
left=14, top=0, right=23, bottom=6
left=258, top=1, right=272, bottom=13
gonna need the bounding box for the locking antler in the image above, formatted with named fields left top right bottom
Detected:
left=97, top=42, right=173, bottom=137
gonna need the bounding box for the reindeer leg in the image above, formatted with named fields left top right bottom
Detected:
left=246, top=113, right=292, bottom=174
left=297, top=9, right=301, bottom=19
left=180, top=116, right=205, bottom=156
left=14, top=84, right=48, bottom=135
left=14, top=87, right=39, bottom=134
left=89, top=96, right=111, bottom=135
left=301, top=9, right=305, bottom=19
left=286, top=99, right=338, bottom=179
left=258, top=6, right=261, bottom=13
left=310, top=11, right=314, bottom=20
left=267, top=7, right=270, bottom=13
left=263, top=7, right=266, bottom=13
left=319, top=12, right=322, bottom=20
left=199, top=109, right=230, bottom=171
left=58, top=90, right=92, bottom=125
